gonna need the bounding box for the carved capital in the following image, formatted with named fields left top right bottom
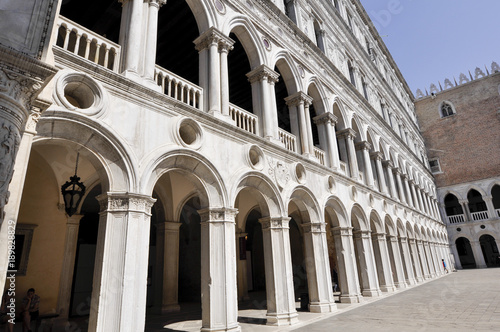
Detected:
left=332, top=226, right=353, bottom=237
left=0, top=123, right=21, bottom=210
left=259, top=217, right=290, bottom=230
left=246, top=64, right=279, bottom=84
left=370, top=151, right=383, bottom=161
left=355, top=140, right=371, bottom=151
left=194, top=27, right=234, bottom=52
left=198, top=207, right=238, bottom=223
left=302, top=222, right=326, bottom=234
left=97, top=193, right=156, bottom=214
left=284, top=91, right=313, bottom=107
left=313, top=112, right=337, bottom=125
left=336, top=128, right=356, bottom=140
left=382, top=160, right=394, bottom=169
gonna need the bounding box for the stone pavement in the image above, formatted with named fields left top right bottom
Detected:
left=288, top=268, right=500, bottom=332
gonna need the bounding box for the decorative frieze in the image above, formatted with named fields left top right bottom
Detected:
left=97, top=193, right=156, bottom=214
left=198, top=207, right=238, bottom=223
left=301, top=222, right=326, bottom=234
left=259, top=217, right=290, bottom=230
left=246, top=64, right=279, bottom=84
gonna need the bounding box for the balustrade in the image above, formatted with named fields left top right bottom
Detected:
left=155, top=65, right=203, bottom=110
left=313, top=147, right=326, bottom=166
left=471, top=211, right=489, bottom=221
left=278, top=128, right=297, bottom=153
left=447, top=214, right=465, bottom=224
left=229, top=103, right=257, bottom=134
left=55, top=16, right=120, bottom=71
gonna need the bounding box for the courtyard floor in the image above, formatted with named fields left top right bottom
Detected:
left=18, top=268, right=500, bottom=331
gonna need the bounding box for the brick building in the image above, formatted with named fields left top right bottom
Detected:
left=415, top=66, right=500, bottom=269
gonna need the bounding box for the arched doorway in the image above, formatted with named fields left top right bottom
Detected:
left=479, top=235, right=500, bottom=267
left=455, top=237, right=476, bottom=269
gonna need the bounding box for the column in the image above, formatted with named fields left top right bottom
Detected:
left=449, top=243, right=462, bottom=269
left=430, top=242, right=442, bottom=276
left=423, top=241, right=436, bottom=277
left=337, top=129, right=359, bottom=180
left=470, top=240, right=487, bottom=268
left=331, top=227, right=362, bottom=303
left=157, top=221, right=182, bottom=313
left=89, top=193, right=156, bottom=332
left=382, top=161, right=397, bottom=199
left=394, top=168, right=406, bottom=204
left=409, top=181, right=420, bottom=210
left=416, top=189, right=425, bottom=214
left=304, top=101, right=315, bottom=155
left=416, top=239, right=431, bottom=279
left=370, top=152, right=387, bottom=194
left=355, top=141, right=374, bottom=187
left=247, top=65, right=280, bottom=140
left=194, top=28, right=232, bottom=116
left=302, top=223, right=336, bottom=313
left=313, top=112, right=340, bottom=169
left=259, top=217, right=298, bottom=326
left=284, top=92, right=313, bottom=156
left=219, top=39, right=235, bottom=117
left=408, top=238, right=424, bottom=282
left=484, top=196, right=497, bottom=219
left=459, top=199, right=472, bottom=221
left=143, top=0, right=166, bottom=84
left=0, top=107, right=49, bottom=290
left=402, top=175, right=414, bottom=207
left=198, top=208, right=240, bottom=331
left=55, top=215, right=82, bottom=319
left=371, top=233, right=395, bottom=292
left=387, top=235, right=407, bottom=288
left=236, top=232, right=249, bottom=301
left=119, top=0, right=144, bottom=77
left=398, top=236, right=417, bottom=285
left=353, top=230, right=380, bottom=297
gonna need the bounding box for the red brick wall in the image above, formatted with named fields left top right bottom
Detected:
left=415, top=73, right=500, bottom=187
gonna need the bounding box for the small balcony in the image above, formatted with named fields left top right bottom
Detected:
left=471, top=211, right=489, bottom=221
left=278, top=128, right=297, bottom=153
left=447, top=214, right=465, bottom=224
left=229, top=103, right=258, bottom=135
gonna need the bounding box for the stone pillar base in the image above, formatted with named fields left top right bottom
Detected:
left=340, top=294, right=363, bottom=303
left=362, top=289, right=381, bottom=297
left=309, top=302, right=337, bottom=313
left=201, top=324, right=241, bottom=332
left=122, top=69, right=143, bottom=82
left=394, top=281, right=407, bottom=289
left=380, top=285, right=396, bottom=293
left=161, top=304, right=181, bottom=313
left=266, top=312, right=299, bottom=326
left=416, top=276, right=424, bottom=283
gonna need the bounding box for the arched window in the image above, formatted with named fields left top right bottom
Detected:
left=333, top=0, right=340, bottom=11
left=440, top=101, right=455, bottom=118
left=314, top=20, right=325, bottom=53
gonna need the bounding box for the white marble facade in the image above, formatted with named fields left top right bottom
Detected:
left=0, top=0, right=451, bottom=331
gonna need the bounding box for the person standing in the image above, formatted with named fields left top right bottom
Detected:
left=442, top=259, right=448, bottom=273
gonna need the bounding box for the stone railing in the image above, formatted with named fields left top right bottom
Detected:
left=471, top=211, right=489, bottom=221
left=155, top=65, right=203, bottom=110
left=229, top=103, right=258, bottom=135
left=313, top=147, right=325, bottom=166
left=278, top=128, right=297, bottom=153
left=496, top=209, right=500, bottom=218
left=447, top=214, right=465, bottom=224
left=55, top=16, right=121, bottom=71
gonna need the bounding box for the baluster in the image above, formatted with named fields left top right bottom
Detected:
left=104, top=47, right=110, bottom=68
left=74, top=33, right=81, bottom=55
left=94, top=44, right=101, bottom=64
left=112, top=49, right=119, bottom=72
left=84, top=38, right=91, bottom=59
left=167, top=78, right=172, bottom=97
left=63, top=27, right=71, bottom=50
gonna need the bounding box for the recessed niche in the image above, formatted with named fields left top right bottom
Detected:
left=294, top=163, right=306, bottom=184
left=174, top=117, right=203, bottom=149
left=327, top=176, right=336, bottom=193
left=246, top=145, right=264, bottom=170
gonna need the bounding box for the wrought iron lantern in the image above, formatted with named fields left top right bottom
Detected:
left=61, top=153, right=86, bottom=216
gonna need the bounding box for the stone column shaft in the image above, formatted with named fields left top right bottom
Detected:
left=198, top=208, right=240, bottom=332
left=119, top=0, right=144, bottom=76
left=313, top=112, right=339, bottom=169
left=356, top=141, right=374, bottom=187
left=409, top=239, right=424, bottom=282
left=89, top=193, right=156, bottom=332
left=338, top=129, right=359, bottom=180
left=285, top=92, right=313, bottom=156
left=304, top=102, right=315, bottom=155
left=416, top=240, right=431, bottom=279
left=387, top=236, right=405, bottom=287
left=371, top=153, right=387, bottom=194
left=143, top=0, right=165, bottom=81
left=353, top=230, right=380, bottom=297
left=332, top=227, right=362, bottom=303
left=399, top=237, right=416, bottom=285
left=423, top=241, right=436, bottom=277
left=394, top=169, right=406, bottom=204
left=259, top=217, right=298, bottom=326
left=56, top=215, right=82, bottom=318
left=371, top=233, right=395, bottom=292
left=383, top=161, right=397, bottom=199
left=302, top=223, right=336, bottom=313
left=470, top=240, right=487, bottom=268
left=159, top=221, right=181, bottom=313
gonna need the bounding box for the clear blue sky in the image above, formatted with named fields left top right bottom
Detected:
left=359, top=0, right=500, bottom=96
